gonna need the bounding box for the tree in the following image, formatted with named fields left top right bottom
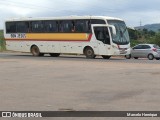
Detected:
left=128, top=29, right=138, bottom=40
left=154, top=32, right=160, bottom=46
left=143, top=28, right=148, bottom=34
left=148, top=30, right=155, bottom=36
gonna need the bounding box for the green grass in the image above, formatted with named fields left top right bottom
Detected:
left=0, top=30, right=6, bottom=51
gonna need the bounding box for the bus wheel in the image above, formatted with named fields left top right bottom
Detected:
left=49, top=53, right=60, bottom=57
left=84, top=47, right=96, bottom=59
left=31, top=45, right=44, bottom=56
left=102, top=55, right=111, bottom=59
left=125, top=54, right=131, bottom=59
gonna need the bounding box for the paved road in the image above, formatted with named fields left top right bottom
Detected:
left=0, top=52, right=160, bottom=120
left=0, top=52, right=160, bottom=64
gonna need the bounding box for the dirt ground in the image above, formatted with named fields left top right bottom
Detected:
left=0, top=53, right=160, bottom=120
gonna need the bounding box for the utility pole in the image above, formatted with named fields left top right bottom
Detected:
left=140, top=20, right=142, bottom=27
left=139, top=20, right=143, bottom=40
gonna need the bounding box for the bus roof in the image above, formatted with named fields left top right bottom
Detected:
left=5, top=16, right=124, bottom=22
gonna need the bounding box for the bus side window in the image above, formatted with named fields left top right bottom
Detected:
left=75, top=20, right=91, bottom=33
left=91, top=19, right=106, bottom=24
left=16, top=22, right=29, bottom=33
left=6, top=22, right=17, bottom=33
left=94, top=27, right=110, bottom=45
left=59, top=20, right=74, bottom=33
left=30, top=21, right=44, bottom=33
left=44, top=21, right=58, bottom=33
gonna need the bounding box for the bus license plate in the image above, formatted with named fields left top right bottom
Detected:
left=120, top=49, right=127, bottom=54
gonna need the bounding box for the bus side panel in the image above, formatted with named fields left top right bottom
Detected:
left=6, top=41, right=30, bottom=52
left=87, top=36, right=99, bottom=55
left=5, top=34, right=99, bottom=55
left=48, top=41, right=99, bottom=55
left=47, top=42, right=60, bottom=53
left=59, top=42, right=83, bottom=54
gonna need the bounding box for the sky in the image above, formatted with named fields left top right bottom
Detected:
left=0, top=0, right=160, bottom=29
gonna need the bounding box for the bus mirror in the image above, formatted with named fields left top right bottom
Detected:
left=110, top=26, right=116, bottom=35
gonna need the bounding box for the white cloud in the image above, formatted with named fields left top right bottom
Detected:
left=1, top=0, right=160, bottom=28
left=117, top=10, right=160, bottom=27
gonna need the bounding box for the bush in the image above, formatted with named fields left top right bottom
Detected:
left=153, top=32, right=160, bottom=46
left=129, top=29, right=160, bottom=47
left=0, top=40, right=6, bottom=51
left=130, top=39, right=143, bottom=47
left=0, top=30, right=5, bottom=51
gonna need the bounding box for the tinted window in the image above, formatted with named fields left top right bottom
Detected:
left=91, top=19, right=106, bottom=24
left=133, top=45, right=143, bottom=49
left=44, top=21, right=58, bottom=32
left=59, top=20, right=74, bottom=32
left=74, top=20, right=91, bottom=33
left=5, top=19, right=105, bottom=34
left=94, top=27, right=110, bottom=45
left=16, top=22, right=29, bottom=33
left=30, top=21, right=44, bottom=33
left=142, top=45, right=151, bottom=49
left=6, top=22, right=17, bottom=33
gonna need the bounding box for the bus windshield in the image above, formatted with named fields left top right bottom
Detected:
left=108, top=20, right=130, bottom=45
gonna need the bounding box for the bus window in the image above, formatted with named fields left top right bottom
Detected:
left=44, top=21, right=58, bottom=33
left=59, top=20, right=74, bottom=32
left=30, top=21, right=44, bottom=33
left=6, top=22, right=17, bottom=33
left=17, top=22, right=29, bottom=33
left=94, top=27, right=110, bottom=45
left=91, top=19, right=106, bottom=24
left=75, top=20, right=91, bottom=33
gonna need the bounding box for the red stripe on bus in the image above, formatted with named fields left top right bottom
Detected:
left=88, top=34, right=92, bottom=41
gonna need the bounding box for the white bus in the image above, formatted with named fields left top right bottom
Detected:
left=4, top=16, right=130, bottom=59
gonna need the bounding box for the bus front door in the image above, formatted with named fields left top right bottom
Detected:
left=93, top=26, right=111, bottom=55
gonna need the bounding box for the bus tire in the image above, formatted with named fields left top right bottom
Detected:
left=84, top=47, right=96, bottom=59
left=125, top=54, right=131, bottom=59
left=49, top=53, right=60, bottom=57
left=31, top=45, right=44, bottom=57
left=102, top=55, right=111, bottom=59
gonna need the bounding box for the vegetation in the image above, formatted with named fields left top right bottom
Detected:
left=0, top=30, right=5, bottom=51
left=128, top=28, right=160, bottom=47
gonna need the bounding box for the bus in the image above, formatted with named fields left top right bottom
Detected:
left=4, top=16, right=130, bottom=59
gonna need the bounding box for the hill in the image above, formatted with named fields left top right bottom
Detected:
left=135, top=23, right=160, bottom=32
